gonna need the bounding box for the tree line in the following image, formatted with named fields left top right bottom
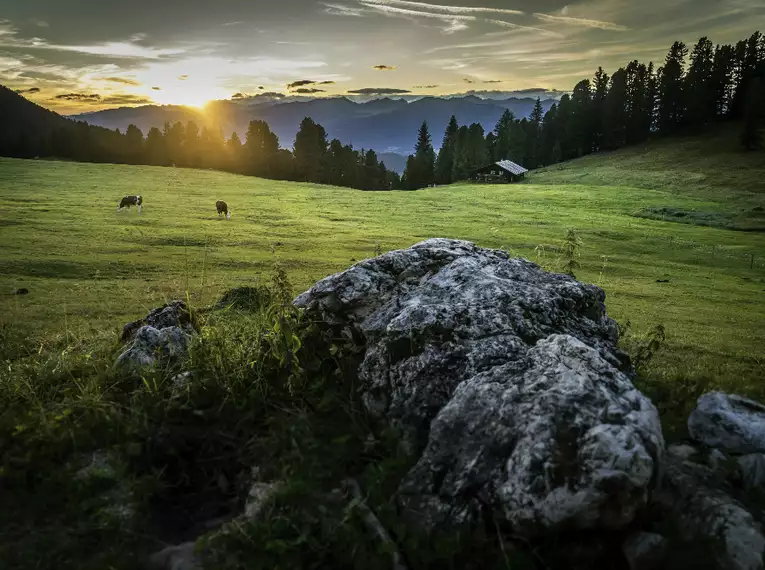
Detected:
left=402, top=30, right=765, bottom=189
left=2, top=114, right=400, bottom=191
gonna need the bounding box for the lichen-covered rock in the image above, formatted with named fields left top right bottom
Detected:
left=121, top=300, right=195, bottom=342
left=296, top=239, right=663, bottom=535
left=655, top=456, right=765, bottom=570
left=689, top=392, right=765, bottom=454
left=115, top=325, right=191, bottom=373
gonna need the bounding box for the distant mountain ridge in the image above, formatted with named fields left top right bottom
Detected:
left=69, top=95, right=556, bottom=157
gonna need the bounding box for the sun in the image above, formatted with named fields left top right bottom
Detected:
left=149, top=85, right=220, bottom=108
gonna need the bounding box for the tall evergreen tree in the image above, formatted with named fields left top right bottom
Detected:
left=124, top=124, right=143, bottom=164
left=604, top=68, right=628, bottom=149
left=493, top=110, right=515, bottom=160
left=145, top=126, right=165, bottom=165
left=591, top=67, right=610, bottom=151
left=406, top=121, right=435, bottom=188
left=435, top=115, right=459, bottom=184
left=658, top=41, right=688, bottom=133
left=570, top=79, right=593, bottom=157
left=226, top=132, right=243, bottom=171
left=246, top=120, right=280, bottom=177
left=685, top=37, right=716, bottom=128
left=741, top=75, right=764, bottom=150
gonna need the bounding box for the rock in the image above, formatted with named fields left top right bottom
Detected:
left=738, top=453, right=765, bottom=490
left=655, top=456, right=765, bottom=570
left=115, top=325, right=191, bottom=373
left=296, top=239, right=663, bottom=535
left=667, top=443, right=699, bottom=460
left=689, top=392, right=765, bottom=454
left=244, top=481, right=280, bottom=519
left=149, top=542, right=200, bottom=570
left=708, top=448, right=729, bottom=472
left=14, top=287, right=28, bottom=295
left=622, top=532, right=668, bottom=570
left=121, top=300, right=194, bottom=342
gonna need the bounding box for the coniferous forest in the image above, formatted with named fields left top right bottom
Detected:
left=1, top=31, right=763, bottom=191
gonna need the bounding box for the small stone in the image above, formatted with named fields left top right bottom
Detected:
left=622, top=532, right=668, bottom=570
left=667, top=443, right=699, bottom=461
left=149, top=542, right=200, bottom=570
left=707, top=448, right=729, bottom=471
left=14, top=287, right=29, bottom=295
left=245, top=482, right=280, bottom=519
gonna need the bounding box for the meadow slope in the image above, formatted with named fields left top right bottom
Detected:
left=1, top=134, right=764, bottom=421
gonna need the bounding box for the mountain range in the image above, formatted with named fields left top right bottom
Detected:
left=69, top=94, right=556, bottom=169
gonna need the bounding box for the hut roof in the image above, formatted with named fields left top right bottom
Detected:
left=494, top=160, right=528, bottom=175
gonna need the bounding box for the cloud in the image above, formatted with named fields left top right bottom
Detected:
left=483, top=79, right=503, bottom=83
left=101, top=94, right=152, bottom=105
left=100, top=76, right=142, bottom=86
left=29, top=19, right=49, bottom=28
left=287, top=79, right=317, bottom=89
left=178, top=74, right=189, bottom=80
left=323, top=3, right=365, bottom=17
left=319, top=80, right=336, bottom=84
left=231, top=92, right=246, bottom=99
left=294, top=87, right=326, bottom=93
left=15, top=87, right=41, bottom=94
left=373, top=64, right=397, bottom=70
left=258, top=85, right=264, bottom=89
left=463, top=78, right=476, bottom=84
left=413, top=84, right=438, bottom=88
left=152, top=86, right=161, bottom=90
left=533, top=12, right=627, bottom=31
left=359, top=0, right=523, bottom=16
left=54, top=93, right=101, bottom=101
left=348, top=87, right=411, bottom=94
left=358, top=2, right=476, bottom=28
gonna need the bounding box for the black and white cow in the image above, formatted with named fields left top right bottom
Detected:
left=216, top=200, right=231, bottom=219
left=118, top=195, right=143, bottom=212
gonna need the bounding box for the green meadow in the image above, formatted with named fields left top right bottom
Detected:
left=1, top=129, right=764, bottom=420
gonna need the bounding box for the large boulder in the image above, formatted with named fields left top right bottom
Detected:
left=295, top=239, right=664, bottom=535
left=121, top=300, right=195, bottom=342
left=689, top=392, right=765, bottom=454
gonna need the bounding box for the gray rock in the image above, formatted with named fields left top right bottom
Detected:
left=121, top=300, right=194, bottom=342
left=667, top=443, right=699, bottom=460
left=296, top=239, right=663, bottom=535
left=149, top=542, right=200, bottom=570
left=689, top=392, right=765, bottom=454
left=245, top=481, right=280, bottom=519
left=738, top=453, right=765, bottom=490
left=655, top=456, right=765, bottom=570
left=115, top=325, right=191, bottom=373
left=708, top=448, right=729, bottom=472
left=622, top=532, right=668, bottom=570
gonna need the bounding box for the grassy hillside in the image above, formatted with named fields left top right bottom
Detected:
left=0, top=139, right=764, bottom=411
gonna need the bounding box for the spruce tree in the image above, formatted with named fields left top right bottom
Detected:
left=658, top=41, right=688, bottom=133
left=412, top=121, right=435, bottom=188
left=435, top=115, right=459, bottom=184
left=741, top=76, right=764, bottom=150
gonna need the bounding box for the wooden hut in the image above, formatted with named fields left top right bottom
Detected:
left=469, top=160, right=528, bottom=183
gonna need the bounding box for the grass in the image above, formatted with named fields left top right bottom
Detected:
left=0, top=127, right=764, bottom=567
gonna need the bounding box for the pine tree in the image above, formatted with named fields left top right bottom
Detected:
left=246, top=120, right=280, bottom=177
left=592, top=67, right=610, bottom=151
left=124, top=124, right=143, bottom=164
left=493, top=110, right=515, bottom=160
left=226, top=132, right=243, bottom=171
left=435, top=115, right=459, bottom=184
left=570, top=79, right=593, bottom=157
left=685, top=37, right=716, bottom=128
left=145, top=126, right=166, bottom=165
left=604, top=68, right=628, bottom=150
left=741, top=75, right=764, bottom=150
left=411, top=121, right=435, bottom=188
left=658, top=41, right=688, bottom=133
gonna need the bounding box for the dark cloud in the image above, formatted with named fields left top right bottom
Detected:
left=373, top=65, right=396, bottom=71
left=294, top=87, right=325, bottom=94
left=54, top=92, right=101, bottom=101
left=287, top=79, right=316, bottom=89
left=231, top=92, right=246, bottom=99
left=101, top=94, right=152, bottom=105
left=483, top=80, right=503, bottom=84
left=258, top=85, right=264, bottom=89
left=413, top=85, right=438, bottom=89
left=152, top=86, right=161, bottom=90
left=178, top=74, right=189, bottom=80
left=100, top=76, right=142, bottom=86
left=319, top=80, right=335, bottom=84
left=347, top=87, right=411, bottom=94
left=463, top=78, right=476, bottom=84
left=15, top=87, right=41, bottom=94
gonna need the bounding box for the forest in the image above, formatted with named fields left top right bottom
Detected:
left=1, top=31, right=763, bottom=192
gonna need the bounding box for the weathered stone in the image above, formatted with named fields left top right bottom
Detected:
left=738, top=453, right=765, bottom=490
left=667, top=443, right=699, bottom=461
left=121, top=300, right=194, bottom=342
left=149, top=542, right=200, bottom=570
left=689, top=392, right=765, bottom=454
left=622, top=532, right=668, bottom=570
left=245, top=482, right=280, bottom=519
left=655, top=456, right=765, bottom=570
left=296, top=239, right=663, bottom=536
left=115, top=325, right=191, bottom=373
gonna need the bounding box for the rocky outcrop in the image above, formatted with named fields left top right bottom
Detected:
left=116, top=301, right=196, bottom=373
left=689, top=392, right=765, bottom=454
left=296, top=239, right=664, bottom=535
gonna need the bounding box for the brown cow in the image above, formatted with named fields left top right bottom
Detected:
left=118, top=195, right=143, bottom=212
left=216, top=200, right=231, bottom=219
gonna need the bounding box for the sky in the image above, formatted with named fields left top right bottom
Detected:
left=1, top=0, right=764, bottom=114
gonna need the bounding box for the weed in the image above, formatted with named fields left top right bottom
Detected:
left=560, top=229, right=582, bottom=278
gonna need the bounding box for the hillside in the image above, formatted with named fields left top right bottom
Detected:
left=0, top=84, right=71, bottom=151
left=69, top=95, right=555, bottom=155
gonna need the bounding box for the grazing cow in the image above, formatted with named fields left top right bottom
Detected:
left=216, top=200, right=231, bottom=219
left=118, top=195, right=143, bottom=213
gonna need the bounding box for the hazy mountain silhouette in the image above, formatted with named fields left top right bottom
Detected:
left=0, top=85, right=71, bottom=148
left=70, top=95, right=555, bottom=157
